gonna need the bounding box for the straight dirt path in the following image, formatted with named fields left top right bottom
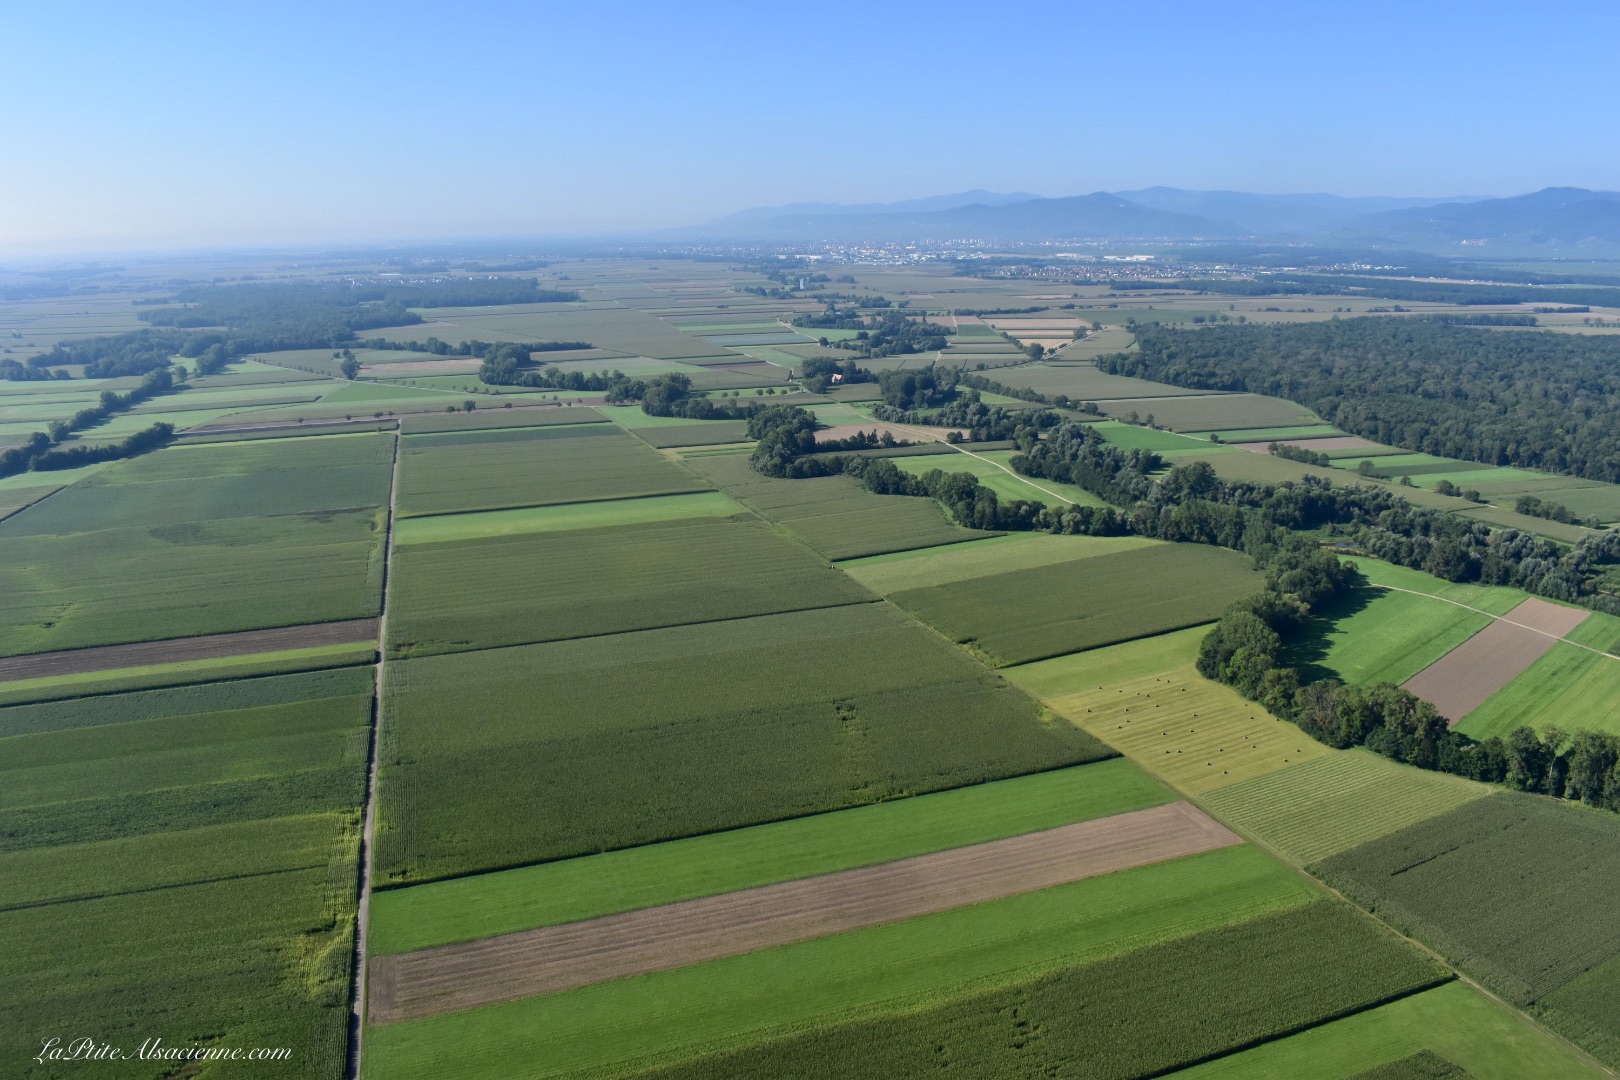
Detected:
left=347, top=429, right=402, bottom=1079
left=367, top=801, right=1241, bottom=1024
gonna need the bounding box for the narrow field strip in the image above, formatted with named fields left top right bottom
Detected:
left=1402, top=598, right=1591, bottom=722
left=368, top=801, right=1241, bottom=1023
left=0, top=618, right=378, bottom=681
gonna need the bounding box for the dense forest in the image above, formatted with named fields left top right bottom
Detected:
left=1098, top=319, right=1620, bottom=482
left=822, top=312, right=952, bottom=359
left=1163, top=275, right=1620, bottom=308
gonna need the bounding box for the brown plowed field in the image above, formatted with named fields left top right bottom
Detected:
left=367, top=801, right=1241, bottom=1024
left=0, top=618, right=379, bottom=681
left=1499, top=596, right=1591, bottom=637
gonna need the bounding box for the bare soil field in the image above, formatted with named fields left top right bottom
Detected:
left=366, top=801, right=1240, bottom=1023
left=0, top=617, right=379, bottom=681
left=1401, top=597, right=1590, bottom=722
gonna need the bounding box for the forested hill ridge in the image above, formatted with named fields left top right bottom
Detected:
left=1099, top=320, right=1620, bottom=484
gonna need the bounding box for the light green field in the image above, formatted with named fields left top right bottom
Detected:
left=1455, top=503, right=1595, bottom=544
left=882, top=450, right=1109, bottom=508
left=1458, top=642, right=1620, bottom=739
left=392, top=491, right=743, bottom=545
left=1201, top=750, right=1491, bottom=865
left=1175, top=980, right=1606, bottom=1080
left=1346, top=558, right=1533, bottom=616
left=1303, top=588, right=1492, bottom=686
left=369, top=757, right=1171, bottom=955
left=1089, top=419, right=1214, bottom=452
left=1564, top=609, right=1620, bottom=654
left=0, top=643, right=374, bottom=705
left=839, top=532, right=1159, bottom=593
left=365, top=847, right=1315, bottom=1080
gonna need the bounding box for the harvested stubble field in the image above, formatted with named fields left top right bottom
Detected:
left=617, top=902, right=1443, bottom=1080
left=0, top=431, right=393, bottom=536
left=1295, top=587, right=1491, bottom=687
left=1314, top=793, right=1620, bottom=1065
left=1097, top=393, right=1320, bottom=432
left=1200, top=751, right=1491, bottom=865
left=387, top=516, right=874, bottom=657
left=0, top=508, right=386, bottom=657
left=369, top=802, right=1241, bottom=1023
left=1006, top=627, right=1335, bottom=794
left=364, top=846, right=1318, bottom=1080
left=1401, top=598, right=1588, bottom=722
left=686, top=451, right=996, bottom=560
left=889, top=542, right=1263, bottom=666
left=0, top=671, right=372, bottom=1079
left=368, top=758, right=1170, bottom=956
left=395, top=424, right=707, bottom=517
left=1175, top=980, right=1605, bottom=1080
left=1459, top=642, right=1620, bottom=738
left=374, top=604, right=1107, bottom=884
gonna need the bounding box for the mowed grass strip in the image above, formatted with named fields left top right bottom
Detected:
left=387, top=516, right=874, bottom=657
left=1294, top=585, right=1493, bottom=686
left=1201, top=750, right=1491, bottom=865
left=0, top=508, right=386, bottom=658
left=1174, top=980, right=1606, bottom=1080
left=625, top=902, right=1443, bottom=1080
left=370, top=758, right=1172, bottom=955
left=392, top=491, right=743, bottom=545
left=364, top=847, right=1317, bottom=1080
left=0, top=431, right=393, bottom=536
left=375, top=604, right=1108, bottom=884
left=687, top=452, right=996, bottom=559
left=395, top=425, right=707, bottom=517
left=839, top=532, right=1158, bottom=594
left=890, top=543, right=1263, bottom=666
left=1005, top=627, right=1334, bottom=794
left=1458, top=642, right=1620, bottom=739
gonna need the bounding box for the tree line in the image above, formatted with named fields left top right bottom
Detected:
left=1099, top=319, right=1620, bottom=483
left=0, top=366, right=180, bottom=477
left=1167, top=275, right=1620, bottom=308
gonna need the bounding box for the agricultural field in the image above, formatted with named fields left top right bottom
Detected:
left=1288, top=585, right=1492, bottom=686
left=395, top=424, right=706, bottom=516
left=0, top=667, right=374, bottom=1079
left=1314, top=793, right=1620, bottom=1066
left=883, top=447, right=1111, bottom=507
left=986, top=360, right=1209, bottom=400
left=889, top=542, right=1263, bottom=666
left=374, top=603, right=1107, bottom=883
left=685, top=450, right=997, bottom=559
left=1457, top=642, right=1620, bottom=738
left=839, top=531, right=1157, bottom=594
left=1096, top=393, right=1321, bottom=432
left=387, top=515, right=874, bottom=657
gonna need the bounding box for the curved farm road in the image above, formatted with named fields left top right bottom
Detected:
left=367, top=800, right=1241, bottom=1024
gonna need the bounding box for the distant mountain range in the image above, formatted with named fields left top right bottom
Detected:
left=680, top=187, right=1620, bottom=252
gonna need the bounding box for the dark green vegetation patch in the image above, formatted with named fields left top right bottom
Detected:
left=890, top=543, right=1263, bottom=666
left=396, top=424, right=707, bottom=516
left=375, top=604, right=1106, bottom=884
left=1314, top=793, right=1620, bottom=1066
left=1346, top=1051, right=1476, bottom=1080
left=388, top=516, right=874, bottom=657
left=631, top=902, right=1444, bottom=1080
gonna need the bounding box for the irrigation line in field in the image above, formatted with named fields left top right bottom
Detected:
left=347, top=427, right=402, bottom=1080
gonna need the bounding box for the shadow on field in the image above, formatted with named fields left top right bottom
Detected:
left=1279, top=579, right=1382, bottom=684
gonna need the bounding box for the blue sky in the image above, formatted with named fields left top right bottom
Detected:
left=3, top=0, right=1617, bottom=253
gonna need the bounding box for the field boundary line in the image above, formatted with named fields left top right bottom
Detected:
left=348, top=426, right=401, bottom=1080
left=881, top=418, right=1080, bottom=508
left=1374, top=584, right=1619, bottom=661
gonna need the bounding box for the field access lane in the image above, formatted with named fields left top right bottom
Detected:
left=0, top=617, right=379, bottom=681
left=367, top=800, right=1242, bottom=1024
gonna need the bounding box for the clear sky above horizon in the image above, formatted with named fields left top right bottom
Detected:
left=4, top=0, right=1617, bottom=254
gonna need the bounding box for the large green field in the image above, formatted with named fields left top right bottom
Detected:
left=374, top=603, right=1107, bottom=883
left=365, top=847, right=1320, bottom=1080
left=369, top=758, right=1172, bottom=955
left=0, top=669, right=372, bottom=1079
left=1457, top=641, right=1620, bottom=739
left=888, top=542, right=1263, bottom=666
left=839, top=532, right=1158, bottom=594
left=1314, top=793, right=1620, bottom=1066
left=387, top=515, right=874, bottom=656
left=395, top=424, right=707, bottom=517
left=1289, top=585, right=1492, bottom=686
